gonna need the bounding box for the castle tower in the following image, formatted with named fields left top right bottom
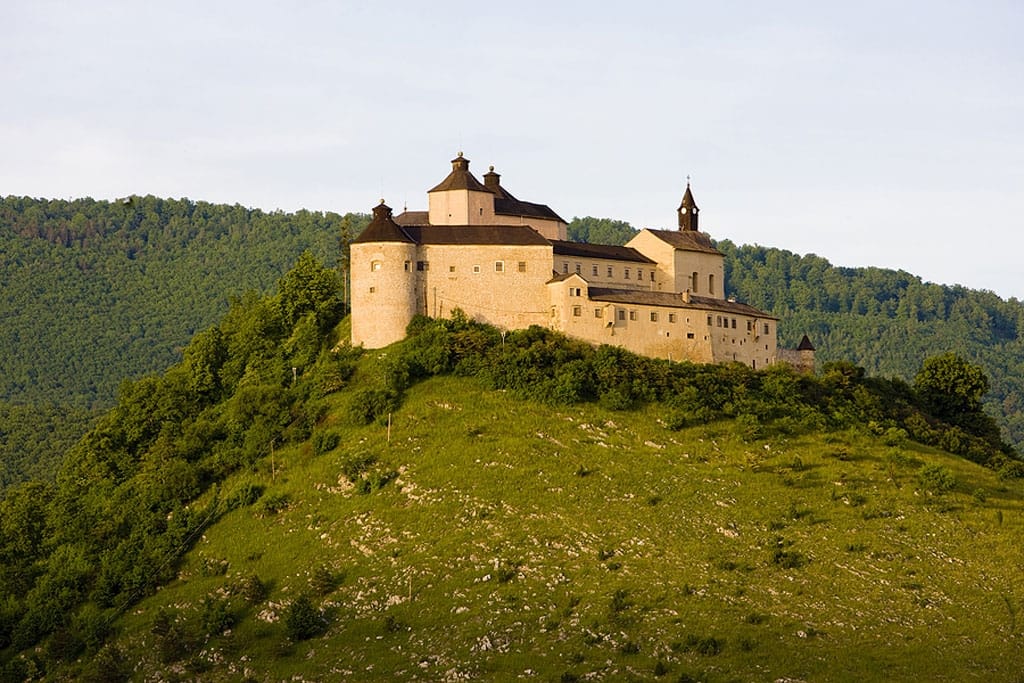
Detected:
left=350, top=201, right=420, bottom=349
left=796, top=334, right=816, bottom=374
left=677, top=180, right=699, bottom=232
left=427, top=152, right=496, bottom=225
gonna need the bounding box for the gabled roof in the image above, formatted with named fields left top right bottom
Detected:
left=642, top=228, right=722, bottom=255
left=587, top=287, right=776, bottom=318
left=394, top=210, right=429, bottom=226
left=351, top=202, right=414, bottom=244
left=494, top=197, right=567, bottom=224
left=550, top=240, right=655, bottom=264
left=401, top=224, right=551, bottom=246
left=428, top=153, right=490, bottom=193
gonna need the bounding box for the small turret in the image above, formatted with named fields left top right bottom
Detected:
left=677, top=180, right=699, bottom=232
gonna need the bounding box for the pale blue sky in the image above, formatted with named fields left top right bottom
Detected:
left=3, top=1, right=1022, bottom=298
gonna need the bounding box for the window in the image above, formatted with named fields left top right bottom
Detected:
left=716, top=316, right=722, bottom=327
left=416, top=261, right=428, bottom=271
left=404, top=261, right=410, bottom=271
left=572, top=306, right=581, bottom=317
left=650, top=271, right=655, bottom=281
left=618, top=310, right=626, bottom=321
left=692, top=272, right=699, bottom=293
left=668, top=313, right=676, bottom=323
left=575, top=263, right=581, bottom=274
left=747, top=321, right=752, bottom=331
left=708, top=273, right=715, bottom=296
left=624, top=268, right=630, bottom=279
left=562, top=262, right=569, bottom=274
left=686, top=332, right=695, bottom=339
left=629, top=310, right=638, bottom=321
left=731, top=319, right=737, bottom=329
left=607, top=266, right=613, bottom=277
left=495, top=261, right=504, bottom=272
left=449, top=265, right=456, bottom=272
left=637, top=269, right=643, bottom=280
left=371, top=260, right=382, bottom=271
left=764, top=323, right=770, bottom=335
left=650, top=311, right=658, bottom=322
left=473, top=265, right=481, bottom=273
left=569, top=287, right=582, bottom=297
left=594, top=308, right=603, bottom=318
left=707, top=315, right=713, bottom=325
left=518, top=261, right=527, bottom=273
left=369, top=286, right=376, bottom=293
left=592, top=265, right=599, bottom=276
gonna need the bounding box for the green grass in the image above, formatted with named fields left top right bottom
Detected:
left=105, top=374, right=1024, bottom=682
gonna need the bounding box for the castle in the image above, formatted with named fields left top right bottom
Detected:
left=351, top=153, right=812, bottom=371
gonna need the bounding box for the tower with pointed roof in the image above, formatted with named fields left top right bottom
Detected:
left=677, top=181, right=699, bottom=232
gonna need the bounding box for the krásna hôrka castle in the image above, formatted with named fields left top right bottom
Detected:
left=351, top=153, right=813, bottom=370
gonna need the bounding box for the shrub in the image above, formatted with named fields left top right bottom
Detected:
left=310, top=564, right=340, bottom=595
left=311, top=429, right=340, bottom=455
left=347, top=388, right=399, bottom=425
left=237, top=573, right=267, bottom=604
left=917, top=464, right=956, bottom=494
left=284, top=594, right=323, bottom=641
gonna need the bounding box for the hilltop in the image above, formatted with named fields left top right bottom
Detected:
left=1, top=261, right=1021, bottom=680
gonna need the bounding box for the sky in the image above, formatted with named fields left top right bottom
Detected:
left=3, top=1, right=1022, bottom=299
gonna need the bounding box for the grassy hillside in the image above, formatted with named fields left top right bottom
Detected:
left=83, top=374, right=1024, bottom=681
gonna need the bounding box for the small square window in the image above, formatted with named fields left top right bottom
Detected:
left=371, top=260, right=382, bottom=271
left=404, top=261, right=410, bottom=271
left=594, top=308, right=603, bottom=318
left=572, top=306, right=581, bottom=317
left=416, top=261, right=428, bottom=271
left=495, top=261, right=504, bottom=272
left=473, top=265, right=481, bottom=273
left=668, top=313, right=676, bottom=323
left=518, top=261, right=527, bottom=273
left=562, top=262, right=569, bottom=274
left=449, top=265, right=456, bottom=272
left=629, top=310, right=637, bottom=321
left=650, top=311, right=658, bottom=322
left=369, top=286, right=376, bottom=293
left=707, top=315, right=713, bottom=325
left=687, top=332, right=695, bottom=339
left=618, top=310, right=626, bottom=321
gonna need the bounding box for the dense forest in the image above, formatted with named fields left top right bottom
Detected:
left=0, top=196, right=367, bottom=489
left=2, top=202, right=1024, bottom=494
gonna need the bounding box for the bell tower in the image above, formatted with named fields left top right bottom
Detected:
left=677, top=178, right=699, bottom=232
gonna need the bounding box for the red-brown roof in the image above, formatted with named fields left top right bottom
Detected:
left=401, top=224, right=551, bottom=246
left=643, top=228, right=721, bottom=255
left=587, top=287, right=775, bottom=318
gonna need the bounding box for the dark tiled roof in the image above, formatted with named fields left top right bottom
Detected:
left=550, top=240, right=656, bottom=264
left=587, top=287, right=776, bottom=318
left=351, top=203, right=414, bottom=244
left=644, top=228, right=721, bottom=255
left=428, top=154, right=490, bottom=193
left=401, top=224, right=551, bottom=246
left=394, top=210, right=429, bottom=226
left=494, top=197, right=566, bottom=224
left=797, top=334, right=816, bottom=351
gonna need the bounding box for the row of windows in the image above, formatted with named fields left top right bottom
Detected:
left=375, top=260, right=531, bottom=273
left=709, top=315, right=770, bottom=335
left=561, top=261, right=656, bottom=282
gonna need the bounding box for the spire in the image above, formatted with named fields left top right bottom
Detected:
left=677, top=177, right=699, bottom=231
left=351, top=199, right=413, bottom=243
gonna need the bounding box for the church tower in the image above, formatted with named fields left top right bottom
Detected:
left=677, top=181, right=699, bottom=232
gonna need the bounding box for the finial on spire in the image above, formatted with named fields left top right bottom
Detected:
left=489, top=165, right=494, bottom=172
left=686, top=174, right=691, bottom=186
left=457, top=151, right=464, bottom=158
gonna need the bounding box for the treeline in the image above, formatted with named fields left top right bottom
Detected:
left=0, top=254, right=358, bottom=675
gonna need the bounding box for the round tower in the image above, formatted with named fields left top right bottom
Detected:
left=350, top=201, right=419, bottom=348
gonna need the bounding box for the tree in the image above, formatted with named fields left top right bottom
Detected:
left=914, top=353, right=989, bottom=421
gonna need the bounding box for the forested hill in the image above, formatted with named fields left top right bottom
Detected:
left=567, top=218, right=1024, bottom=451
left=0, top=195, right=367, bottom=489
left=0, top=195, right=367, bottom=409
